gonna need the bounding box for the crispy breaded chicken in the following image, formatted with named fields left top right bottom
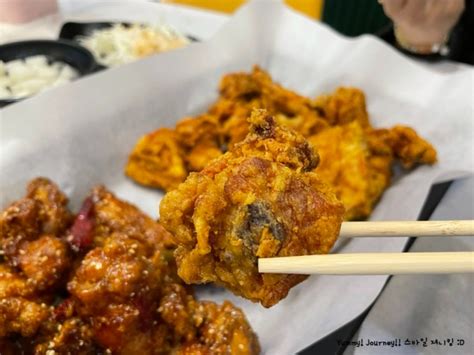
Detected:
left=160, top=110, right=344, bottom=307
left=309, top=121, right=437, bottom=220
left=125, top=66, right=437, bottom=222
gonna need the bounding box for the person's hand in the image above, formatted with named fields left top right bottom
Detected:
left=380, top=0, right=465, bottom=53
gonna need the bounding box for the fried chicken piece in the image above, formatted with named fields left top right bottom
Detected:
left=0, top=179, right=72, bottom=296
left=25, top=177, right=72, bottom=235
left=126, top=66, right=328, bottom=192
left=175, top=115, right=223, bottom=172
left=160, top=110, right=344, bottom=307
left=0, top=264, right=33, bottom=299
left=308, top=121, right=391, bottom=220
left=125, top=128, right=188, bottom=190
left=0, top=265, right=50, bottom=339
left=212, top=66, right=328, bottom=145
left=17, top=235, right=70, bottom=292
left=378, top=125, right=437, bottom=168
left=312, top=87, right=370, bottom=127
left=309, top=121, right=437, bottom=220
left=68, top=233, right=171, bottom=353
left=34, top=317, right=97, bottom=355
left=1, top=180, right=260, bottom=354
left=0, top=179, right=74, bottom=344
left=125, top=116, right=224, bottom=191
left=0, top=297, right=50, bottom=337
left=191, top=301, right=259, bottom=354
left=68, top=187, right=259, bottom=354
left=69, top=233, right=259, bottom=354
left=0, top=266, right=50, bottom=338
left=160, top=283, right=260, bottom=354
left=0, top=198, right=39, bottom=261
left=0, top=178, right=72, bottom=266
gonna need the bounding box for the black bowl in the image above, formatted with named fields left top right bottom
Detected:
left=0, top=39, right=97, bottom=108
left=59, top=21, right=199, bottom=44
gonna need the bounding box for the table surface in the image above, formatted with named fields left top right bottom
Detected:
left=1, top=2, right=472, bottom=354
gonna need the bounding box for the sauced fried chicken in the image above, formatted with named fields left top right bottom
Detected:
left=160, top=110, right=345, bottom=307
left=127, top=66, right=436, bottom=220
left=0, top=179, right=260, bottom=354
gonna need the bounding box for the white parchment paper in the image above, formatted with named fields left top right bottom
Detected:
left=344, top=177, right=474, bottom=355
left=1, top=2, right=473, bottom=354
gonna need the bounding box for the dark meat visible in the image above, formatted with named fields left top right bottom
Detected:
left=160, top=110, right=344, bottom=307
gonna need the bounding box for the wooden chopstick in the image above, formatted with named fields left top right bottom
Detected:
left=258, top=252, right=474, bottom=275
left=339, top=220, right=474, bottom=238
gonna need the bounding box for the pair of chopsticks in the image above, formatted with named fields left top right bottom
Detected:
left=259, top=220, right=474, bottom=275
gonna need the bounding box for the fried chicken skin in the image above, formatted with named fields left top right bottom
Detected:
left=125, top=66, right=327, bottom=191
left=175, top=114, right=223, bottom=172
left=126, top=128, right=188, bottom=191
left=1, top=179, right=259, bottom=354
left=308, top=121, right=391, bottom=220
left=312, top=87, right=370, bottom=127
left=125, top=66, right=436, bottom=223
left=160, top=110, right=345, bottom=307
left=309, top=121, right=437, bottom=220
left=211, top=66, right=328, bottom=146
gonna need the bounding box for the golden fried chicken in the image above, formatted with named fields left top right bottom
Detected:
left=125, top=66, right=436, bottom=224
left=308, top=121, right=389, bottom=220
left=374, top=125, right=437, bottom=168
left=175, top=114, right=223, bottom=172
left=312, top=86, right=370, bottom=127
left=1, top=179, right=260, bottom=354
left=126, top=128, right=188, bottom=191
left=160, top=110, right=345, bottom=307
left=125, top=66, right=327, bottom=191
left=309, top=121, right=437, bottom=220
left=212, top=66, right=328, bottom=144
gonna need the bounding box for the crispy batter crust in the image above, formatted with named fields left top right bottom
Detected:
left=160, top=110, right=344, bottom=307
left=126, top=66, right=437, bottom=221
